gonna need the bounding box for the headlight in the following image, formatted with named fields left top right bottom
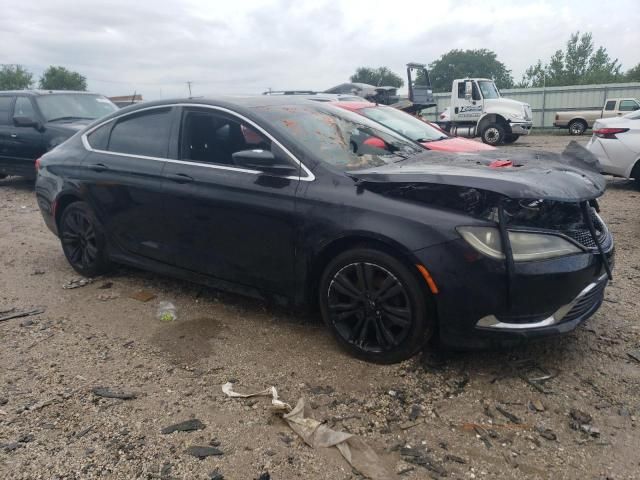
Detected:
left=457, top=226, right=582, bottom=261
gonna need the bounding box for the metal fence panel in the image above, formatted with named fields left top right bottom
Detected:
left=422, top=82, right=640, bottom=127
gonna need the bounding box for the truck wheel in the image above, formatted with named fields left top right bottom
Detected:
left=568, top=120, right=587, bottom=136
left=0, top=174, right=7, bottom=180
left=481, top=124, right=505, bottom=145
left=503, top=134, right=520, bottom=144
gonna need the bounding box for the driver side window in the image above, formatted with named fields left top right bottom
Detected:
left=179, top=109, right=271, bottom=166
left=14, top=97, right=36, bottom=119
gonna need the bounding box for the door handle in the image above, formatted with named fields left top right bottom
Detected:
left=167, top=173, right=194, bottom=183
left=88, top=163, right=108, bottom=172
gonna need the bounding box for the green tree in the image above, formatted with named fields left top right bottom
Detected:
left=625, top=63, right=640, bottom=82
left=427, top=49, right=513, bottom=92
left=0, top=64, right=33, bottom=90
left=350, top=66, right=404, bottom=88
left=39, top=66, right=87, bottom=91
left=519, top=32, right=623, bottom=87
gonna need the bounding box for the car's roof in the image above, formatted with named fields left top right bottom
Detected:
left=0, top=90, right=101, bottom=96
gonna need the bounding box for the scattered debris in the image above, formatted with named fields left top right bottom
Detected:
left=92, top=387, right=137, bottom=400
left=309, top=385, right=334, bottom=395
left=409, top=404, right=422, bottom=421
left=0, top=307, right=45, bottom=323
left=580, top=425, right=600, bottom=438
left=31, top=269, right=46, bottom=275
left=63, top=278, right=94, bottom=289
left=223, top=383, right=393, bottom=480
left=473, top=424, right=493, bottom=449
left=161, top=419, right=206, bottom=434
left=569, top=408, right=592, bottom=425
left=98, top=281, right=113, bottom=289
left=445, top=454, right=466, bottom=464
left=627, top=349, right=640, bottom=364
left=400, top=446, right=447, bottom=477
left=97, top=293, right=118, bottom=302
left=20, top=319, right=35, bottom=327
left=18, top=434, right=34, bottom=443
left=209, top=469, right=224, bottom=480
left=569, top=408, right=599, bottom=437
left=496, top=404, right=522, bottom=424
left=157, top=301, right=177, bottom=322
left=184, top=446, right=223, bottom=459
left=129, top=290, right=157, bottom=302
left=536, top=426, right=557, bottom=441
left=529, top=399, right=545, bottom=412
left=2, top=442, right=23, bottom=452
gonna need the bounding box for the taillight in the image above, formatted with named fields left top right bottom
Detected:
left=594, top=127, right=629, bottom=139
left=35, top=157, right=42, bottom=172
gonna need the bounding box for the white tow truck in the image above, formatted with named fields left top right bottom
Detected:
left=437, top=78, right=533, bottom=145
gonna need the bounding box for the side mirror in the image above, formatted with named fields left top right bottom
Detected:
left=464, top=81, right=472, bottom=101
left=14, top=116, right=41, bottom=129
left=232, top=149, right=298, bottom=175
left=362, top=137, right=388, bottom=150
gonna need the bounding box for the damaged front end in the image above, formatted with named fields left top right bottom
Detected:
left=348, top=143, right=614, bottom=347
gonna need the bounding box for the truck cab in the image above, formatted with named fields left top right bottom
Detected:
left=447, top=78, right=532, bottom=145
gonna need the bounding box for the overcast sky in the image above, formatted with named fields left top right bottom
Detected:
left=1, top=0, right=638, bottom=99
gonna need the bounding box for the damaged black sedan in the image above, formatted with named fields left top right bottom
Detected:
left=35, top=97, right=614, bottom=363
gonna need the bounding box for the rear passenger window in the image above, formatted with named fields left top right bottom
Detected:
left=14, top=97, right=36, bottom=119
left=619, top=100, right=639, bottom=112
left=0, top=96, right=14, bottom=125
left=87, top=122, right=112, bottom=150
left=604, top=101, right=616, bottom=111
left=108, top=108, right=173, bottom=158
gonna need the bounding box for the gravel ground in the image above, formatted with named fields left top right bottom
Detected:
left=1, top=134, right=639, bottom=480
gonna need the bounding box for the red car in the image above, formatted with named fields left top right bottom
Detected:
left=334, top=101, right=495, bottom=153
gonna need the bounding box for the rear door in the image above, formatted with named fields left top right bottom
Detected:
left=80, top=106, right=177, bottom=262
left=161, top=106, right=302, bottom=295
left=0, top=96, right=17, bottom=175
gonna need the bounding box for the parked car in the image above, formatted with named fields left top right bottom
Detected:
left=554, top=98, right=640, bottom=135
left=0, top=90, right=118, bottom=179
left=36, top=97, right=613, bottom=363
left=333, top=101, right=495, bottom=153
left=586, top=109, right=640, bottom=187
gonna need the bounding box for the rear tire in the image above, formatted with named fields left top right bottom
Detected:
left=503, top=134, right=520, bottom=144
left=319, top=247, right=435, bottom=364
left=59, top=201, right=112, bottom=277
left=481, top=123, right=505, bottom=145
left=568, top=120, right=587, bottom=136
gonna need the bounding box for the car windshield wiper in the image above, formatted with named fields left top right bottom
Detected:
left=47, top=116, right=94, bottom=122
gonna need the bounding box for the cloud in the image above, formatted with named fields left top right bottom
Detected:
left=0, top=0, right=638, bottom=99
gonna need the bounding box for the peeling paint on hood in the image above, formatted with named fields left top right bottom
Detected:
left=347, top=141, right=605, bottom=202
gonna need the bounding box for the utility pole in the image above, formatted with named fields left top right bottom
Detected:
left=187, top=81, right=192, bottom=97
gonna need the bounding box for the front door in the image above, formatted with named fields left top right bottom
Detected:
left=161, top=106, right=301, bottom=295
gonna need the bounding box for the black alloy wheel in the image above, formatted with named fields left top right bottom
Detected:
left=568, top=120, right=587, bottom=136
left=59, top=202, right=111, bottom=276
left=320, top=248, right=434, bottom=363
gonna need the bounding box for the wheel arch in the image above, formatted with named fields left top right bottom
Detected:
left=54, top=192, right=83, bottom=229
left=477, top=113, right=511, bottom=135
left=629, top=157, right=640, bottom=179
left=306, top=232, right=424, bottom=307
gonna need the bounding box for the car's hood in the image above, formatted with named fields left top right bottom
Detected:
left=422, top=137, right=495, bottom=153
left=44, top=118, right=94, bottom=132
left=347, top=141, right=605, bottom=202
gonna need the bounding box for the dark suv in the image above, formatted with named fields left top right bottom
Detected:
left=0, top=91, right=118, bottom=179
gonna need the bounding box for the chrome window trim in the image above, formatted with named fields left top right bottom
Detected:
left=80, top=103, right=315, bottom=181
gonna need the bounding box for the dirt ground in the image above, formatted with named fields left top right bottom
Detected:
left=1, top=134, right=639, bottom=480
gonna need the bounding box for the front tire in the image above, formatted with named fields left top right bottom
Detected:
left=503, top=134, right=520, bottom=144
left=481, top=123, right=505, bottom=145
left=568, top=120, right=587, bottom=136
left=59, top=202, right=111, bottom=277
left=319, top=248, right=434, bottom=363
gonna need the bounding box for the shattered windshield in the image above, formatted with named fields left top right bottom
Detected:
left=357, top=106, right=447, bottom=142
left=253, top=104, right=424, bottom=171
left=478, top=81, right=500, bottom=99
